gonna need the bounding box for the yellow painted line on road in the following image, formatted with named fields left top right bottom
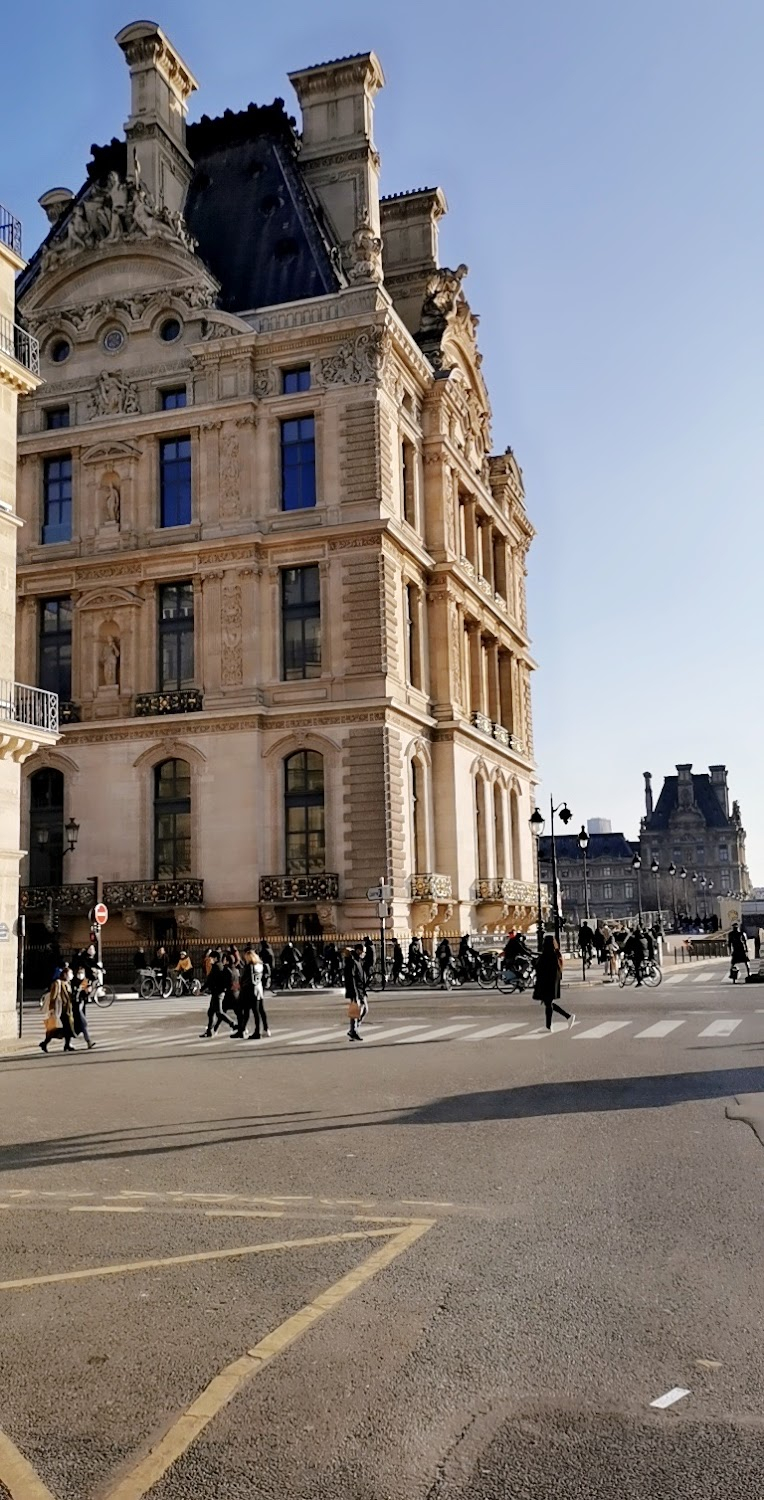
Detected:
left=70, top=1205, right=145, bottom=1215
left=103, top=1218, right=434, bottom=1500
left=0, top=1427, right=57, bottom=1499
left=204, top=1209, right=284, bottom=1220
left=0, top=1227, right=404, bottom=1293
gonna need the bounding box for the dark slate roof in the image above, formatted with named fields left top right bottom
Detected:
left=538, top=833, right=637, bottom=864
left=646, top=774, right=729, bottom=831
left=18, top=101, right=342, bottom=313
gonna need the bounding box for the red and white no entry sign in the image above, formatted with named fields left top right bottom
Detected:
left=94, top=903, right=109, bottom=926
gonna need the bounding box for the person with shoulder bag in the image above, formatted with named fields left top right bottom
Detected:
left=39, top=967, right=76, bottom=1054
left=344, top=946, right=365, bottom=1042
left=533, top=935, right=575, bottom=1032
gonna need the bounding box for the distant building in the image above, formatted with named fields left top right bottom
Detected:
left=641, top=765, right=750, bottom=918
left=538, top=829, right=638, bottom=924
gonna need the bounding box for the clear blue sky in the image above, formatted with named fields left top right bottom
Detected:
left=6, top=1, right=763, bottom=876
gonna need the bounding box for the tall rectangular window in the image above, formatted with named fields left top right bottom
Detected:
left=42, top=455, right=72, bottom=544
left=281, top=417, right=316, bottom=511
left=281, top=566, right=321, bottom=680
left=161, top=388, right=187, bottom=410
left=282, top=367, right=311, bottom=394
left=38, top=597, right=72, bottom=699
left=158, top=582, right=194, bottom=690
left=159, top=436, right=192, bottom=527
left=401, top=438, right=416, bottom=527
left=45, top=407, right=70, bottom=430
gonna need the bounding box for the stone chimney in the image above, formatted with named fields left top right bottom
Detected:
left=116, top=20, right=198, bottom=214
left=676, top=763, right=694, bottom=806
left=380, top=188, right=447, bottom=336
left=643, top=771, right=653, bottom=818
left=288, top=52, right=385, bottom=249
left=709, top=764, right=729, bottom=817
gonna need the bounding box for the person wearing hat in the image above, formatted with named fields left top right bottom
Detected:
left=234, top=947, right=271, bottom=1040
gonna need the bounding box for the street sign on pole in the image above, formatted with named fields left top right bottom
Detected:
left=366, top=885, right=383, bottom=902
left=377, top=901, right=388, bottom=920
left=94, top=903, right=109, bottom=926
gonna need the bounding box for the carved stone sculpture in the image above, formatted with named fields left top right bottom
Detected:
left=319, top=327, right=388, bottom=386
left=221, top=580, right=243, bottom=686
left=88, top=371, right=140, bottom=419
left=416, top=264, right=469, bottom=369
left=104, top=478, right=121, bottom=526
left=101, top=636, right=120, bottom=688
left=44, top=171, right=197, bottom=267
left=346, top=209, right=383, bottom=284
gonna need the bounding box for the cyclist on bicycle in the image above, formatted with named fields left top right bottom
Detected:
left=458, top=934, right=479, bottom=982
left=408, top=936, right=426, bottom=982
left=436, top=935, right=453, bottom=988
left=625, top=924, right=649, bottom=986
left=391, top=938, right=405, bottom=983
left=502, top=929, right=532, bottom=982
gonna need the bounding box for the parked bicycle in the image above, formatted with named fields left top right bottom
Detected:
left=138, top=967, right=173, bottom=1000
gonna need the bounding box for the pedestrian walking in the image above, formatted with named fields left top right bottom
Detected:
left=224, top=951, right=242, bottom=1032
left=362, top=936, right=375, bottom=986
left=72, top=969, right=96, bottom=1049
left=391, top=938, right=405, bottom=983
left=436, top=935, right=453, bottom=988
left=199, top=952, right=236, bottom=1037
left=236, top=948, right=270, bottom=1039
left=344, top=945, right=366, bottom=1041
left=728, top=923, right=750, bottom=979
left=39, top=967, right=77, bottom=1054
left=533, top=935, right=574, bottom=1031
left=592, top=926, right=605, bottom=965
left=302, top=942, right=321, bottom=989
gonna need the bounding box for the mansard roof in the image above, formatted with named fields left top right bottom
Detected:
left=19, top=99, right=341, bottom=314
left=646, top=774, right=730, bottom=831
left=538, top=833, right=637, bottom=864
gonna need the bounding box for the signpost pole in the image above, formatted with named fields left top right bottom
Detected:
left=16, top=913, right=25, bottom=1039
left=91, top=876, right=103, bottom=971
left=379, top=875, right=386, bottom=991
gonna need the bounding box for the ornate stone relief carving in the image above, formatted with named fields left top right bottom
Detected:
left=42, top=169, right=197, bottom=270
left=318, top=327, right=389, bottom=386
left=87, top=370, right=140, bottom=418
left=220, top=428, right=241, bottom=519
left=221, top=578, right=244, bottom=687
left=449, top=602, right=462, bottom=704
left=345, top=209, right=383, bottom=284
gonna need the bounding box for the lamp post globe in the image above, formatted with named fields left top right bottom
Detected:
left=529, top=806, right=545, bottom=953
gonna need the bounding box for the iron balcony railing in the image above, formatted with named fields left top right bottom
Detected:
left=259, top=874, right=340, bottom=902
left=0, top=681, right=59, bottom=733
left=0, top=205, right=22, bottom=257
left=0, top=315, right=39, bottom=376
left=411, top=873, right=453, bottom=902
left=20, top=883, right=95, bottom=914
left=135, top=689, right=204, bottom=717
left=103, top=879, right=204, bottom=908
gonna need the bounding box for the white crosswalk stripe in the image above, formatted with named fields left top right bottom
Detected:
left=634, top=1019, right=686, bottom=1039
left=465, top=1022, right=528, bottom=1040
left=698, top=1018, right=741, bottom=1038
left=574, top=1021, right=632, bottom=1040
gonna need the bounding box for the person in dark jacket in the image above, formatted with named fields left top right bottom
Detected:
left=235, top=949, right=270, bottom=1039
left=258, top=940, right=275, bottom=990
left=578, top=922, right=595, bottom=963
left=302, top=942, right=321, bottom=989
left=344, top=946, right=366, bottom=1041
left=728, top=923, right=750, bottom=978
left=436, top=936, right=453, bottom=988
left=625, top=925, right=649, bottom=986
left=458, top=934, right=478, bottom=981
left=223, top=951, right=242, bottom=1031
left=323, top=942, right=342, bottom=987
left=391, top=939, right=405, bottom=983
left=200, top=954, right=235, bottom=1037
left=362, top=936, right=375, bottom=986
left=592, top=926, right=605, bottom=965
left=533, top=935, right=574, bottom=1031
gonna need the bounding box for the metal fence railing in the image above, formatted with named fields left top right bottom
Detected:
left=0, top=205, right=22, bottom=257
left=0, top=681, right=58, bottom=733
left=0, top=316, right=39, bottom=375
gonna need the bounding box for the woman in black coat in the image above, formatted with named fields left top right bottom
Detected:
left=533, top=935, right=575, bottom=1031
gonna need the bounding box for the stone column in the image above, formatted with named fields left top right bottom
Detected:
left=463, top=499, right=478, bottom=569
left=499, top=649, right=515, bottom=733
left=483, top=521, right=495, bottom=588
left=493, top=536, right=507, bottom=600
left=467, top=622, right=482, bottom=716
left=487, top=640, right=500, bottom=724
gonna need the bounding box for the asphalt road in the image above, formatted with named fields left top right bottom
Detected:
left=1, top=956, right=763, bottom=1498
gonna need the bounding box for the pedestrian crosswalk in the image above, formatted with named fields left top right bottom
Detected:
left=13, top=994, right=764, bottom=1058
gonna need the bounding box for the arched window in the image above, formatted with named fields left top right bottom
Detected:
left=285, top=751, right=325, bottom=874
left=29, top=768, right=64, bottom=885
left=411, top=759, right=428, bottom=872
left=510, top=786, right=522, bottom=878
left=494, top=783, right=506, bottom=877
left=475, top=776, right=488, bottom=879
left=154, top=758, right=191, bottom=878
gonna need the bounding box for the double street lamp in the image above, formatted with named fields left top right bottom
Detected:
left=36, top=816, right=80, bottom=857
left=578, top=825, right=591, bottom=921
left=529, top=797, right=573, bottom=951
left=631, top=851, right=643, bottom=922
left=650, top=857, right=662, bottom=931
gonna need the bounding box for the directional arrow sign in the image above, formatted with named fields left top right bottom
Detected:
left=366, top=886, right=383, bottom=902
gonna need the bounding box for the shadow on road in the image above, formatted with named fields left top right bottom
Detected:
left=0, top=1066, right=761, bottom=1175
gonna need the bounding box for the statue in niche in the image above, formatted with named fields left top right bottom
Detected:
left=103, top=477, right=121, bottom=526
left=100, top=635, right=120, bottom=689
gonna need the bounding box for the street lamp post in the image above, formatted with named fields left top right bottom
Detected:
left=691, top=871, right=698, bottom=922
left=679, top=866, right=687, bottom=923
left=35, top=817, right=81, bottom=937
left=578, top=825, right=590, bottom=922
left=668, top=862, right=677, bottom=930
left=700, top=876, right=707, bottom=922
left=529, top=806, right=545, bottom=953
left=650, top=857, right=662, bottom=931
left=548, top=797, right=573, bottom=945
left=632, top=852, right=643, bottom=923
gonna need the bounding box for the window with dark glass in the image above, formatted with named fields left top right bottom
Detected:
left=401, top=438, right=416, bottom=527
left=158, top=582, right=194, bottom=690
left=153, top=758, right=191, bottom=878
left=161, top=388, right=187, bottom=411
left=284, top=750, right=325, bottom=875
left=281, top=417, right=316, bottom=511
left=42, top=455, right=72, bottom=544
left=29, top=768, right=64, bottom=886
left=39, top=597, right=72, bottom=700
left=281, top=566, right=321, bottom=680
left=159, top=435, right=192, bottom=527
left=45, top=407, right=70, bottom=430
left=282, top=367, right=311, bottom=394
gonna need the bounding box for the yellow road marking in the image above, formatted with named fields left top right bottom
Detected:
left=0, top=1428, right=56, bottom=1499
left=103, top=1219, right=434, bottom=1500
left=70, top=1206, right=145, bottom=1215
left=204, top=1209, right=284, bottom=1220
left=0, top=1227, right=403, bottom=1293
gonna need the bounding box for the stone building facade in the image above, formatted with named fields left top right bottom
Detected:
left=538, top=828, right=638, bottom=925
left=15, top=21, right=539, bottom=947
left=0, top=205, right=58, bottom=1034
left=641, top=766, right=750, bottom=917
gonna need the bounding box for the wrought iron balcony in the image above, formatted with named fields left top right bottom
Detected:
left=0, top=315, right=39, bottom=375
left=259, top=873, right=340, bottom=902
left=0, top=206, right=22, bottom=257
left=103, top=879, right=204, bottom=908
left=411, top=872, right=453, bottom=902
left=20, top=883, right=95, bottom=913
left=135, top=689, right=204, bottom=717
left=475, top=877, right=544, bottom=906
left=0, top=681, right=58, bottom=734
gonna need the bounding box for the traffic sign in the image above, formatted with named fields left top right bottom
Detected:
left=366, top=885, right=383, bottom=902
left=94, top=903, right=109, bottom=926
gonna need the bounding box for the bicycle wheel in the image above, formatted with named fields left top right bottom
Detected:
left=93, top=984, right=115, bottom=1008
left=619, top=964, right=635, bottom=988
left=643, top=964, right=662, bottom=988
left=496, top=970, right=521, bottom=994
left=139, top=977, right=155, bottom=999
left=161, top=977, right=173, bottom=999
left=425, top=966, right=440, bottom=988
left=477, top=957, right=498, bottom=989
